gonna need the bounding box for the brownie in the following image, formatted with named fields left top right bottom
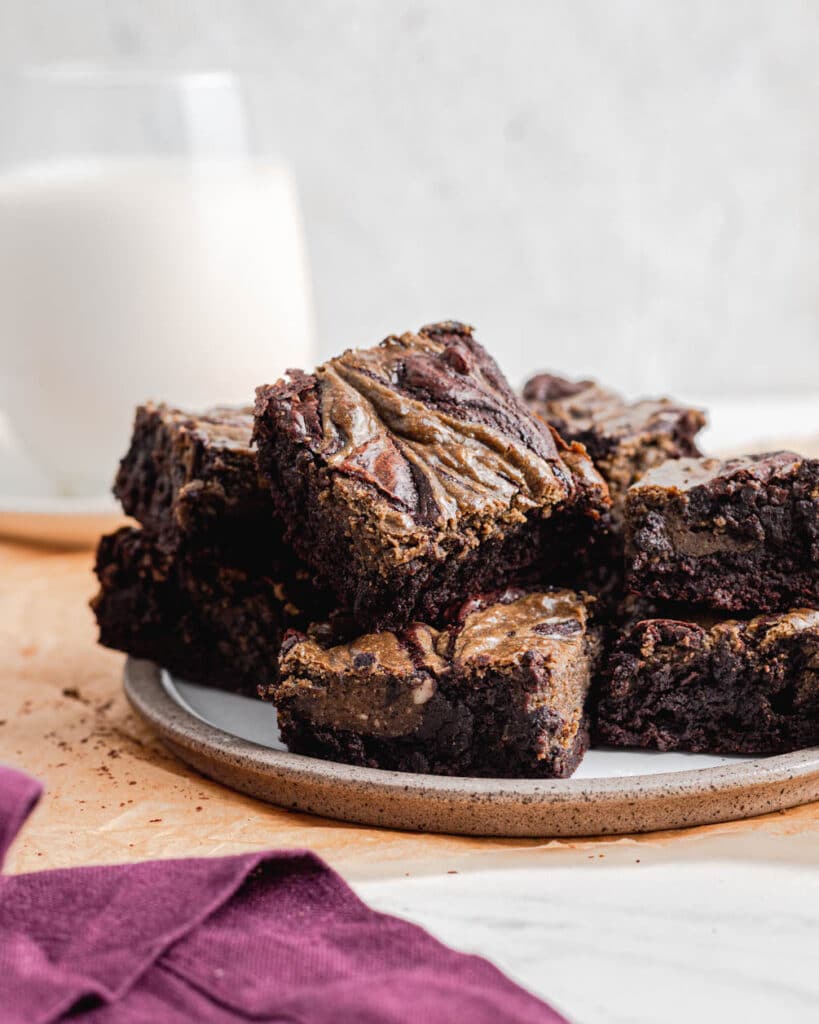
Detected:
left=114, top=403, right=275, bottom=556
left=92, top=527, right=310, bottom=694
left=625, top=452, right=819, bottom=612
left=271, top=588, right=600, bottom=778
left=253, top=322, right=609, bottom=631
left=596, top=608, right=819, bottom=754
left=523, top=373, right=705, bottom=511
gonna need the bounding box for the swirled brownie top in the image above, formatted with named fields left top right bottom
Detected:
left=523, top=375, right=705, bottom=450
left=275, top=589, right=593, bottom=737
left=283, top=589, right=590, bottom=679
left=170, top=405, right=255, bottom=449
left=255, top=323, right=607, bottom=560
left=628, top=606, right=819, bottom=654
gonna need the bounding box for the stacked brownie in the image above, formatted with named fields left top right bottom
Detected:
left=94, top=324, right=614, bottom=776
left=255, top=322, right=611, bottom=777
left=92, top=403, right=327, bottom=694
left=94, top=325, right=819, bottom=776
left=596, top=452, right=819, bottom=754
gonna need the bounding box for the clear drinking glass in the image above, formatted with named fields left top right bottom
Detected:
left=0, top=66, right=315, bottom=497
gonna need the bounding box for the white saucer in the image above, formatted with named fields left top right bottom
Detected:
left=0, top=413, right=124, bottom=547
left=0, top=493, right=124, bottom=548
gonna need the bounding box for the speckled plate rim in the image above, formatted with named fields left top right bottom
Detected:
left=125, top=657, right=819, bottom=837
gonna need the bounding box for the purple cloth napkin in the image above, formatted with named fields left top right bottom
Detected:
left=0, top=766, right=565, bottom=1023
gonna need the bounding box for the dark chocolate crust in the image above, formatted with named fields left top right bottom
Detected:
left=523, top=373, right=705, bottom=510
left=273, top=589, right=599, bottom=778
left=114, top=403, right=275, bottom=555
left=625, top=452, right=819, bottom=612
left=254, top=322, right=609, bottom=630
left=596, top=609, right=819, bottom=754
left=92, top=527, right=298, bottom=695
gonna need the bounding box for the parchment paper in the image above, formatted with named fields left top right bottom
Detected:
left=2, top=437, right=819, bottom=882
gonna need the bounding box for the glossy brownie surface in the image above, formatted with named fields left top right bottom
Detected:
left=254, top=322, right=608, bottom=629
left=625, top=452, right=819, bottom=611
left=272, top=588, right=599, bottom=778
left=596, top=608, right=819, bottom=754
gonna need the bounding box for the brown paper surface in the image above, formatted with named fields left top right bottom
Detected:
left=2, top=438, right=819, bottom=882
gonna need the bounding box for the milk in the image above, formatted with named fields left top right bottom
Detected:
left=0, top=157, right=315, bottom=496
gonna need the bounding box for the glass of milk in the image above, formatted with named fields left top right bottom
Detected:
left=0, top=66, right=315, bottom=497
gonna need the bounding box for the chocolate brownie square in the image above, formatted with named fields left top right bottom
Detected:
left=271, top=588, right=600, bottom=778
left=596, top=609, right=819, bottom=754
left=625, top=452, right=819, bottom=611
left=253, top=322, right=609, bottom=630
left=92, top=527, right=308, bottom=694
left=114, top=403, right=275, bottom=555
left=523, top=373, right=705, bottom=512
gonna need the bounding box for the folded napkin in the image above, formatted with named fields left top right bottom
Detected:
left=0, top=766, right=565, bottom=1023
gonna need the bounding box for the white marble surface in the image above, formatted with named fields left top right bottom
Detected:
left=355, top=852, right=819, bottom=1023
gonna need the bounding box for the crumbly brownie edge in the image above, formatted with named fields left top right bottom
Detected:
left=595, top=615, right=819, bottom=754
left=625, top=555, right=819, bottom=612
left=114, top=404, right=275, bottom=552
left=114, top=405, right=170, bottom=527
left=625, top=456, right=819, bottom=611
left=92, top=528, right=284, bottom=695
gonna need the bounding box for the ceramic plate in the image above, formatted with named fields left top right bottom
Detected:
left=124, top=658, right=819, bottom=837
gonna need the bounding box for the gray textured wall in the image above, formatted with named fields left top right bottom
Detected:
left=3, top=0, right=818, bottom=396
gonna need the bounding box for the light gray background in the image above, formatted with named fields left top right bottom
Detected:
left=2, top=0, right=818, bottom=396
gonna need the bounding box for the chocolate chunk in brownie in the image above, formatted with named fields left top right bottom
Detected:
left=624, top=452, right=819, bottom=612
left=253, top=322, right=609, bottom=631
left=92, top=527, right=317, bottom=695
left=271, top=588, right=600, bottom=778
left=595, top=608, right=819, bottom=754
left=114, top=403, right=275, bottom=555
left=523, top=373, right=705, bottom=512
